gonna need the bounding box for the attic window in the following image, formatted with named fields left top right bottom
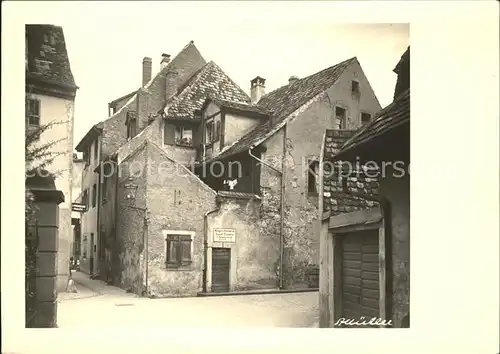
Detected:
left=351, top=80, right=360, bottom=94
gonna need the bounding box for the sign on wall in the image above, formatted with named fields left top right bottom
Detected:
left=72, top=203, right=86, bottom=213
left=213, top=228, right=236, bottom=243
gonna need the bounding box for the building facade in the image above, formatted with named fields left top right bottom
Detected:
left=77, top=41, right=383, bottom=296
left=318, top=47, right=410, bottom=328
left=26, top=24, right=78, bottom=292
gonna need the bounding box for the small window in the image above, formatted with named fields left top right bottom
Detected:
left=206, top=121, right=214, bottom=144
left=308, top=160, right=320, bottom=194
left=165, top=234, right=193, bottom=268
left=361, top=112, right=371, bottom=124
left=335, top=106, right=347, bottom=129
left=92, top=184, right=97, bottom=208
left=175, top=126, right=193, bottom=147
left=127, top=119, right=137, bottom=139
left=351, top=80, right=360, bottom=94
left=26, top=98, right=40, bottom=126
left=93, top=141, right=99, bottom=162
left=82, top=189, right=89, bottom=211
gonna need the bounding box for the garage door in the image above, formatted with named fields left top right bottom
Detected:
left=339, top=230, right=379, bottom=327
left=211, top=248, right=230, bottom=293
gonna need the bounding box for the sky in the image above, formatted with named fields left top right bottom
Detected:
left=48, top=3, right=409, bottom=148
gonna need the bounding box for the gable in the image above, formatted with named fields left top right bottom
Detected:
left=165, top=61, right=250, bottom=120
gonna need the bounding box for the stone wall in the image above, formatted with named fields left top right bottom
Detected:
left=207, top=194, right=277, bottom=291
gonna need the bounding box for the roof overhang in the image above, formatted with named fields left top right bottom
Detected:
left=333, top=121, right=410, bottom=164
left=75, top=123, right=103, bottom=152
left=109, top=90, right=137, bottom=106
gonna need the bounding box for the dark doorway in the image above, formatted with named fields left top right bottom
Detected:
left=211, top=248, right=230, bottom=292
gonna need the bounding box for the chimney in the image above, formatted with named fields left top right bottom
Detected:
left=288, top=75, right=299, bottom=85
left=165, top=71, right=179, bottom=104
left=250, top=76, right=266, bottom=104
left=160, top=53, right=171, bottom=70
left=142, top=57, right=152, bottom=86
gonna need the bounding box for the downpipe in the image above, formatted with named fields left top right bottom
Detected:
left=248, top=126, right=286, bottom=290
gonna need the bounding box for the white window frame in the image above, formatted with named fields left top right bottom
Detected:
left=163, top=230, right=195, bottom=269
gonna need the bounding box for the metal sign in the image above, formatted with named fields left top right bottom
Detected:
left=213, top=228, right=236, bottom=243
left=72, top=203, right=86, bottom=213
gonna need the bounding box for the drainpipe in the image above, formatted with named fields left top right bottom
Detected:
left=203, top=204, right=220, bottom=293
left=339, top=178, right=393, bottom=325
left=248, top=125, right=286, bottom=290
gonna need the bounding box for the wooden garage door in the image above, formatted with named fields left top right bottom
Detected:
left=211, top=248, right=230, bottom=293
left=340, top=230, right=379, bottom=327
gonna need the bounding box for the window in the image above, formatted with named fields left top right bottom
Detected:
left=335, top=106, right=347, bottom=129
left=93, top=140, right=99, bottom=162
left=175, top=126, right=193, bottom=147
left=92, top=184, right=97, bottom=208
left=361, top=112, right=372, bottom=124
left=26, top=98, right=40, bottom=126
left=83, top=146, right=91, bottom=167
left=351, top=80, right=360, bottom=95
left=82, top=189, right=89, bottom=211
left=308, top=160, right=320, bottom=194
left=206, top=121, right=214, bottom=144
left=205, top=120, right=221, bottom=145
left=127, top=119, right=137, bottom=139
left=165, top=233, right=193, bottom=268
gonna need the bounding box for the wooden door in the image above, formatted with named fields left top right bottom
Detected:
left=211, top=248, right=230, bottom=293
left=339, top=230, right=379, bottom=327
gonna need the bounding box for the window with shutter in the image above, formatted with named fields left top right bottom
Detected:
left=165, top=233, right=193, bottom=268
left=164, top=122, right=175, bottom=145
left=215, top=121, right=221, bottom=142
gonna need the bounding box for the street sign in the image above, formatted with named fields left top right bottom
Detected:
left=72, top=203, right=86, bottom=213
left=213, top=228, right=236, bottom=243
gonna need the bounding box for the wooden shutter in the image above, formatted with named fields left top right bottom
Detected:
left=180, top=235, right=192, bottom=262
left=215, top=121, right=221, bottom=142
left=164, top=123, right=175, bottom=145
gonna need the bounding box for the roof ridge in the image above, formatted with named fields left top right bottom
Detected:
left=259, top=56, right=356, bottom=103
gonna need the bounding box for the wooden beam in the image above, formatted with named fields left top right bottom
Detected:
left=328, top=207, right=382, bottom=230
left=378, top=221, right=387, bottom=327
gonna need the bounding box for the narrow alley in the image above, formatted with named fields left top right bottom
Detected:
left=57, top=272, right=319, bottom=328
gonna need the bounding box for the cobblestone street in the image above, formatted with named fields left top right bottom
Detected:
left=57, top=272, right=319, bottom=328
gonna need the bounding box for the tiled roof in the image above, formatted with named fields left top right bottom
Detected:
left=165, top=61, right=251, bottom=120
left=210, top=98, right=272, bottom=116
left=322, top=129, right=380, bottom=215
left=25, top=25, right=77, bottom=89
left=338, top=88, right=410, bottom=156
left=208, top=57, right=356, bottom=162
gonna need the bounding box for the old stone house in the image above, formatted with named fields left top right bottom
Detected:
left=318, top=47, right=410, bottom=328
left=26, top=24, right=78, bottom=292
left=194, top=57, right=382, bottom=289
left=77, top=40, right=383, bottom=297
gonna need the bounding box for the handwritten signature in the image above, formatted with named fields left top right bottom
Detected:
left=334, top=317, right=393, bottom=327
